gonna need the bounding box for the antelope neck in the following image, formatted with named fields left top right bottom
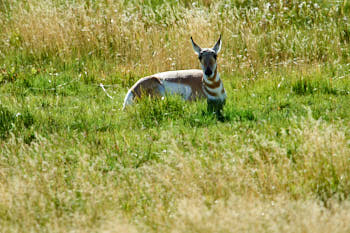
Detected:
left=207, top=68, right=217, bottom=81
left=203, top=68, right=219, bottom=85
left=202, top=67, right=225, bottom=98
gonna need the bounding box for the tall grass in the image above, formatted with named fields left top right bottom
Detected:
left=1, top=0, right=350, bottom=74
left=0, top=0, right=350, bottom=232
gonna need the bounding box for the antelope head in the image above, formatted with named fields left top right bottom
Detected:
left=191, top=35, right=222, bottom=78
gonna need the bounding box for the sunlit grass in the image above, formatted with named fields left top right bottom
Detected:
left=0, top=0, right=350, bottom=232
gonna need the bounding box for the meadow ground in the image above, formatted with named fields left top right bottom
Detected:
left=0, top=0, right=350, bottom=232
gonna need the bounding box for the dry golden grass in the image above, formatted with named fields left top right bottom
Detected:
left=2, top=0, right=348, bottom=75
left=2, top=0, right=211, bottom=73
left=172, top=196, right=350, bottom=233
left=1, top=113, right=349, bottom=232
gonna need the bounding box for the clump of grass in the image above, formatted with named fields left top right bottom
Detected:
left=0, top=66, right=18, bottom=84
left=125, top=95, right=237, bottom=128
left=280, top=114, right=350, bottom=203
left=0, top=105, right=34, bottom=139
left=292, top=77, right=340, bottom=95
left=223, top=106, right=256, bottom=122
left=0, top=105, right=16, bottom=138
left=171, top=196, right=350, bottom=233
left=125, top=95, right=191, bottom=128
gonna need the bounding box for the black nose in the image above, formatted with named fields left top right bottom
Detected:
left=205, top=69, right=212, bottom=76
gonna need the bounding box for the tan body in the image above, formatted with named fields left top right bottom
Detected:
left=123, top=69, right=226, bottom=109
left=123, top=35, right=226, bottom=113
left=128, top=69, right=204, bottom=100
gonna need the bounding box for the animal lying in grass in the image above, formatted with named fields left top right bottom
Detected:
left=123, top=35, right=226, bottom=119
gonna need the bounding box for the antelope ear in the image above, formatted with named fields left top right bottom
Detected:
left=212, top=35, right=222, bottom=54
left=191, top=36, right=202, bottom=55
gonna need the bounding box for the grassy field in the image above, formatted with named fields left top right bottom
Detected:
left=1, top=0, right=350, bottom=232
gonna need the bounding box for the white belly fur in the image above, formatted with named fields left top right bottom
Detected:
left=161, top=80, right=192, bottom=100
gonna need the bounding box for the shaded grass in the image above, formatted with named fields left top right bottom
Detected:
left=0, top=105, right=34, bottom=140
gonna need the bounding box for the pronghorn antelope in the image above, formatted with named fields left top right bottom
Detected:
left=123, top=35, right=226, bottom=118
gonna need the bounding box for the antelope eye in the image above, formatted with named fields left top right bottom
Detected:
left=214, top=54, right=217, bottom=59
left=198, top=55, right=202, bottom=60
